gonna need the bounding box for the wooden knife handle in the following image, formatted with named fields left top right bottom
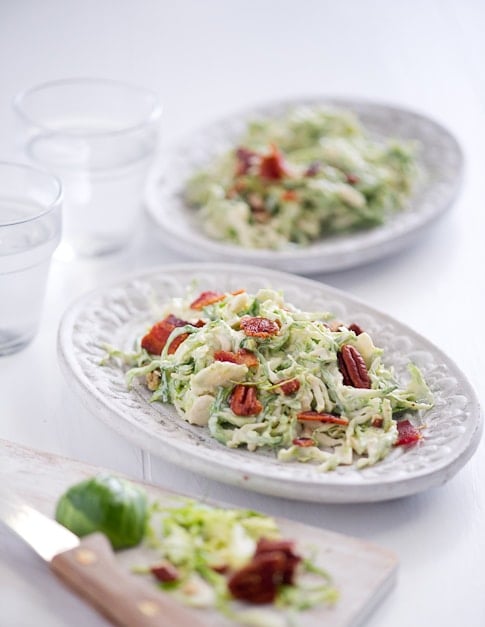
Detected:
left=50, top=533, right=209, bottom=627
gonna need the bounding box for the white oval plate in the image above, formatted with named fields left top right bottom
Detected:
left=58, top=264, right=481, bottom=503
left=146, top=98, right=463, bottom=274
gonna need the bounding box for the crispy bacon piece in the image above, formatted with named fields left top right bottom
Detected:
left=255, top=538, right=301, bottom=585
left=240, top=317, right=279, bottom=338
left=278, top=379, right=300, bottom=395
left=230, top=385, right=263, bottom=416
left=190, top=290, right=225, bottom=310
left=150, top=562, right=180, bottom=583
left=214, top=348, right=259, bottom=367
left=168, top=333, right=190, bottom=354
left=259, top=145, right=289, bottom=181
left=281, top=189, right=297, bottom=202
left=338, top=344, right=371, bottom=389
left=395, top=420, right=422, bottom=446
left=256, top=538, right=295, bottom=554
left=348, top=323, right=364, bottom=335
left=371, top=416, right=384, bottom=428
left=214, top=350, right=238, bottom=364
left=228, top=537, right=302, bottom=603
left=237, top=349, right=259, bottom=367
left=292, top=437, right=315, bottom=447
left=228, top=552, right=285, bottom=604
left=235, top=147, right=258, bottom=176
left=141, top=315, right=188, bottom=355
left=297, top=411, right=349, bottom=426
left=164, top=314, right=186, bottom=326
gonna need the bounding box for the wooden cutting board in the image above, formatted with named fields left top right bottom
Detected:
left=1, top=439, right=398, bottom=627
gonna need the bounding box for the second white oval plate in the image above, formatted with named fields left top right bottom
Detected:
left=146, top=98, right=463, bottom=274
left=58, top=264, right=480, bottom=503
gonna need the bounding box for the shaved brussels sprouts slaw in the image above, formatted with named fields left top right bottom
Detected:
left=185, top=106, right=419, bottom=249
left=104, top=288, right=432, bottom=472
left=142, top=498, right=339, bottom=618
left=55, top=475, right=339, bottom=623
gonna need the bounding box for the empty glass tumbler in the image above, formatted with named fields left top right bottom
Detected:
left=14, top=78, right=162, bottom=258
left=0, top=162, right=62, bottom=355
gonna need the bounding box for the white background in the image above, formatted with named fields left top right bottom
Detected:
left=1, top=1, right=484, bottom=626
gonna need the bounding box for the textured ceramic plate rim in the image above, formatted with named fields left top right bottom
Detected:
left=146, top=96, right=464, bottom=273
left=58, top=263, right=481, bottom=503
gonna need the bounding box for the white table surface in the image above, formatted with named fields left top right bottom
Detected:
left=1, top=1, right=484, bottom=626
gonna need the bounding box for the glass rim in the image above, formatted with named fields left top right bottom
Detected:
left=13, top=77, right=163, bottom=138
left=0, top=161, right=62, bottom=227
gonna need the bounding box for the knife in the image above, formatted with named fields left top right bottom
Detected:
left=0, top=491, right=210, bottom=627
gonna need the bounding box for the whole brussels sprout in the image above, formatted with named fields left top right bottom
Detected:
left=55, top=474, right=148, bottom=549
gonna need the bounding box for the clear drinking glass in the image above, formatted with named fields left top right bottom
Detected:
left=13, top=78, right=162, bottom=258
left=0, top=162, right=62, bottom=355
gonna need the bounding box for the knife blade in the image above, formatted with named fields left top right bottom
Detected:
left=0, top=491, right=210, bottom=627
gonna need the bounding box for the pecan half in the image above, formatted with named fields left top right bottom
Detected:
left=214, top=348, right=259, bottom=368
left=327, top=320, right=363, bottom=334
left=230, top=385, right=263, bottom=416
left=240, top=317, right=279, bottom=338
left=278, top=379, right=300, bottom=395
left=190, top=290, right=225, bottom=310
left=327, top=320, right=344, bottom=332
left=338, top=344, right=371, bottom=389
left=348, top=322, right=364, bottom=335
left=150, top=562, right=180, bottom=583
left=297, top=410, right=349, bottom=425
